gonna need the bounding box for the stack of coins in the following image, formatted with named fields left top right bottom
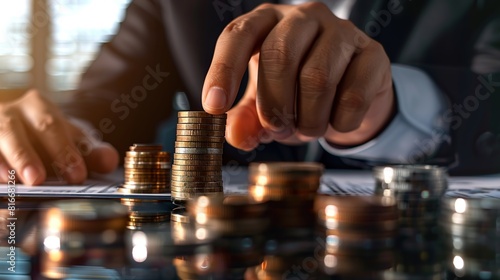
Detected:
left=171, top=111, right=226, bottom=205
left=440, top=197, right=500, bottom=278
left=187, top=195, right=267, bottom=278
left=314, top=195, right=397, bottom=277
left=248, top=162, right=323, bottom=238
left=40, top=200, right=128, bottom=279
left=120, top=144, right=171, bottom=229
left=373, top=165, right=448, bottom=279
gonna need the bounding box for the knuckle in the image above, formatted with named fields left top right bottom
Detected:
left=299, top=1, right=329, bottom=13
left=260, top=41, right=296, bottom=71
left=10, top=149, right=31, bottom=169
left=211, top=62, right=236, bottom=77
left=338, top=91, right=370, bottom=112
left=224, top=17, right=257, bottom=38
left=0, top=114, right=16, bottom=140
left=255, top=3, right=274, bottom=11
left=34, top=112, right=63, bottom=134
left=300, top=66, right=334, bottom=93
left=298, top=123, right=327, bottom=137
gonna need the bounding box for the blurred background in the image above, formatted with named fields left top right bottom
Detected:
left=0, top=0, right=131, bottom=101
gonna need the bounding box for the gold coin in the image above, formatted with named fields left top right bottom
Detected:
left=175, top=141, right=224, bottom=148
left=175, top=135, right=225, bottom=142
left=176, top=123, right=225, bottom=131
left=172, top=164, right=221, bottom=171
left=174, top=154, right=222, bottom=161
left=249, top=162, right=324, bottom=176
left=129, top=144, right=163, bottom=151
left=177, top=111, right=227, bottom=119
left=126, top=151, right=170, bottom=157
left=178, top=117, right=227, bottom=125
left=171, top=175, right=221, bottom=182
left=171, top=191, right=223, bottom=200
left=176, top=129, right=225, bottom=137
left=171, top=170, right=222, bottom=177
left=174, top=147, right=223, bottom=154
left=172, top=159, right=222, bottom=166
left=123, top=163, right=171, bottom=169
left=171, top=181, right=223, bottom=188
left=171, top=186, right=223, bottom=192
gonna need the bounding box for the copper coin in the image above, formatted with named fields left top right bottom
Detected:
left=129, top=144, right=163, bottom=151
left=187, top=194, right=269, bottom=219
left=175, top=141, right=224, bottom=148
left=174, top=147, right=223, bottom=154
left=171, top=191, right=223, bottom=200
left=177, top=123, right=225, bottom=131
left=171, top=170, right=222, bottom=177
left=126, top=151, right=170, bottom=157
left=174, top=154, right=222, bottom=161
left=124, top=163, right=171, bottom=169
left=249, top=162, right=324, bottom=176
left=171, top=181, right=223, bottom=188
left=178, top=117, right=227, bottom=125
left=177, top=111, right=227, bottom=119
left=171, top=175, right=221, bottom=182
left=172, top=164, right=221, bottom=171
left=172, top=159, right=222, bottom=166
left=175, top=135, right=225, bottom=142
left=176, top=129, right=225, bottom=137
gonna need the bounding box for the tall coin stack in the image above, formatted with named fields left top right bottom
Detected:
left=171, top=111, right=226, bottom=205
left=373, top=165, right=448, bottom=279
left=440, top=197, right=500, bottom=279
left=314, top=195, right=397, bottom=277
left=119, top=144, right=171, bottom=229
left=248, top=162, right=324, bottom=238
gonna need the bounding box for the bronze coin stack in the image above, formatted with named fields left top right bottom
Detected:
left=119, top=144, right=171, bottom=229
left=171, top=111, right=226, bottom=205
left=248, top=162, right=324, bottom=238
left=314, top=195, right=397, bottom=276
left=40, top=200, right=128, bottom=279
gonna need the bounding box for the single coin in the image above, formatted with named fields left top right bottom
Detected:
left=171, top=170, right=221, bottom=177
left=171, top=175, right=221, bottom=182
left=249, top=162, right=324, bottom=176
left=187, top=194, right=269, bottom=219
left=171, top=186, right=224, bottom=193
left=178, top=117, right=227, bottom=125
left=126, top=151, right=170, bottom=157
left=172, top=159, right=222, bottom=166
left=175, top=135, right=225, bottom=142
left=174, top=154, right=223, bottom=161
left=123, top=163, right=171, bottom=169
left=177, top=123, right=225, bottom=131
left=174, top=147, right=223, bottom=154
left=171, top=181, right=223, bottom=188
left=175, top=141, right=224, bottom=148
left=176, top=129, right=225, bottom=137
left=172, top=164, right=221, bottom=171
left=178, top=111, right=227, bottom=119
left=171, top=207, right=190, bottom=223
left=129, top=144, right=163, bottom=151
left=171, top=191, right=224, bottom=200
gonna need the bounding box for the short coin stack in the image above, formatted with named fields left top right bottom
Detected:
left=171, top=111, right=226, bottom=205
left=314, top=195, right=397, bottom=276
left=119, top=144, right=171, bottom=229
left=373, top=165, right=448, bottom=279
left=248, top=162, right=323, bottom=238
left=440, top=197, right=500, bottom=278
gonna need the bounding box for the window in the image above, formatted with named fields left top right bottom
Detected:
left=0, top=0, right=131, bottom=98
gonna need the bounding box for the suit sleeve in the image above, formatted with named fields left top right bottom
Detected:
left=63, top=0, right=182, bottom=154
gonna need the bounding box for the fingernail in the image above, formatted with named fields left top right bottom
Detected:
left=23, top=166, right=39, bottom=185
left=204, top=87, right=227, bottom=110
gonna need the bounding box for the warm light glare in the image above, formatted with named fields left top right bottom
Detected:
left=256, top=175, right=268, bottom=185
left=324, top=254, right=337, bottom=268
left=43, top=235, right=60, bottom=252
left=252, top=185, right=266, bottom=202
left=453, top=255, right=464, bottom=270
left=325, top=205, right=337, bottom=218
left=132, top=231, right=147, bottom=246
left=196, top=213, right=207, bottom=225
left=454, top=198, right=467, bottom=213
left=198, top=196, right=209, bottom=208
left=196, top=228, right=207, bottom=240
left=383, top=167, right=393, bottom=184
left=132, top=245, right=147, bottom=263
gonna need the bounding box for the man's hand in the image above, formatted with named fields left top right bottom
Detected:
left=0, top=90, right=119, bottom=185
left=202, top=3, right=394, bottom=150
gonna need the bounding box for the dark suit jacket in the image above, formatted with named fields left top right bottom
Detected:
left=67, top=0, right=500, bottom=175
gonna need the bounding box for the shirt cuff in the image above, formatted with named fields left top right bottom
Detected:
left=319, top=64, right=449, bottom=163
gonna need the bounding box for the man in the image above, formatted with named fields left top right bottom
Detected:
left=0, top=0, right=498, bottom=185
